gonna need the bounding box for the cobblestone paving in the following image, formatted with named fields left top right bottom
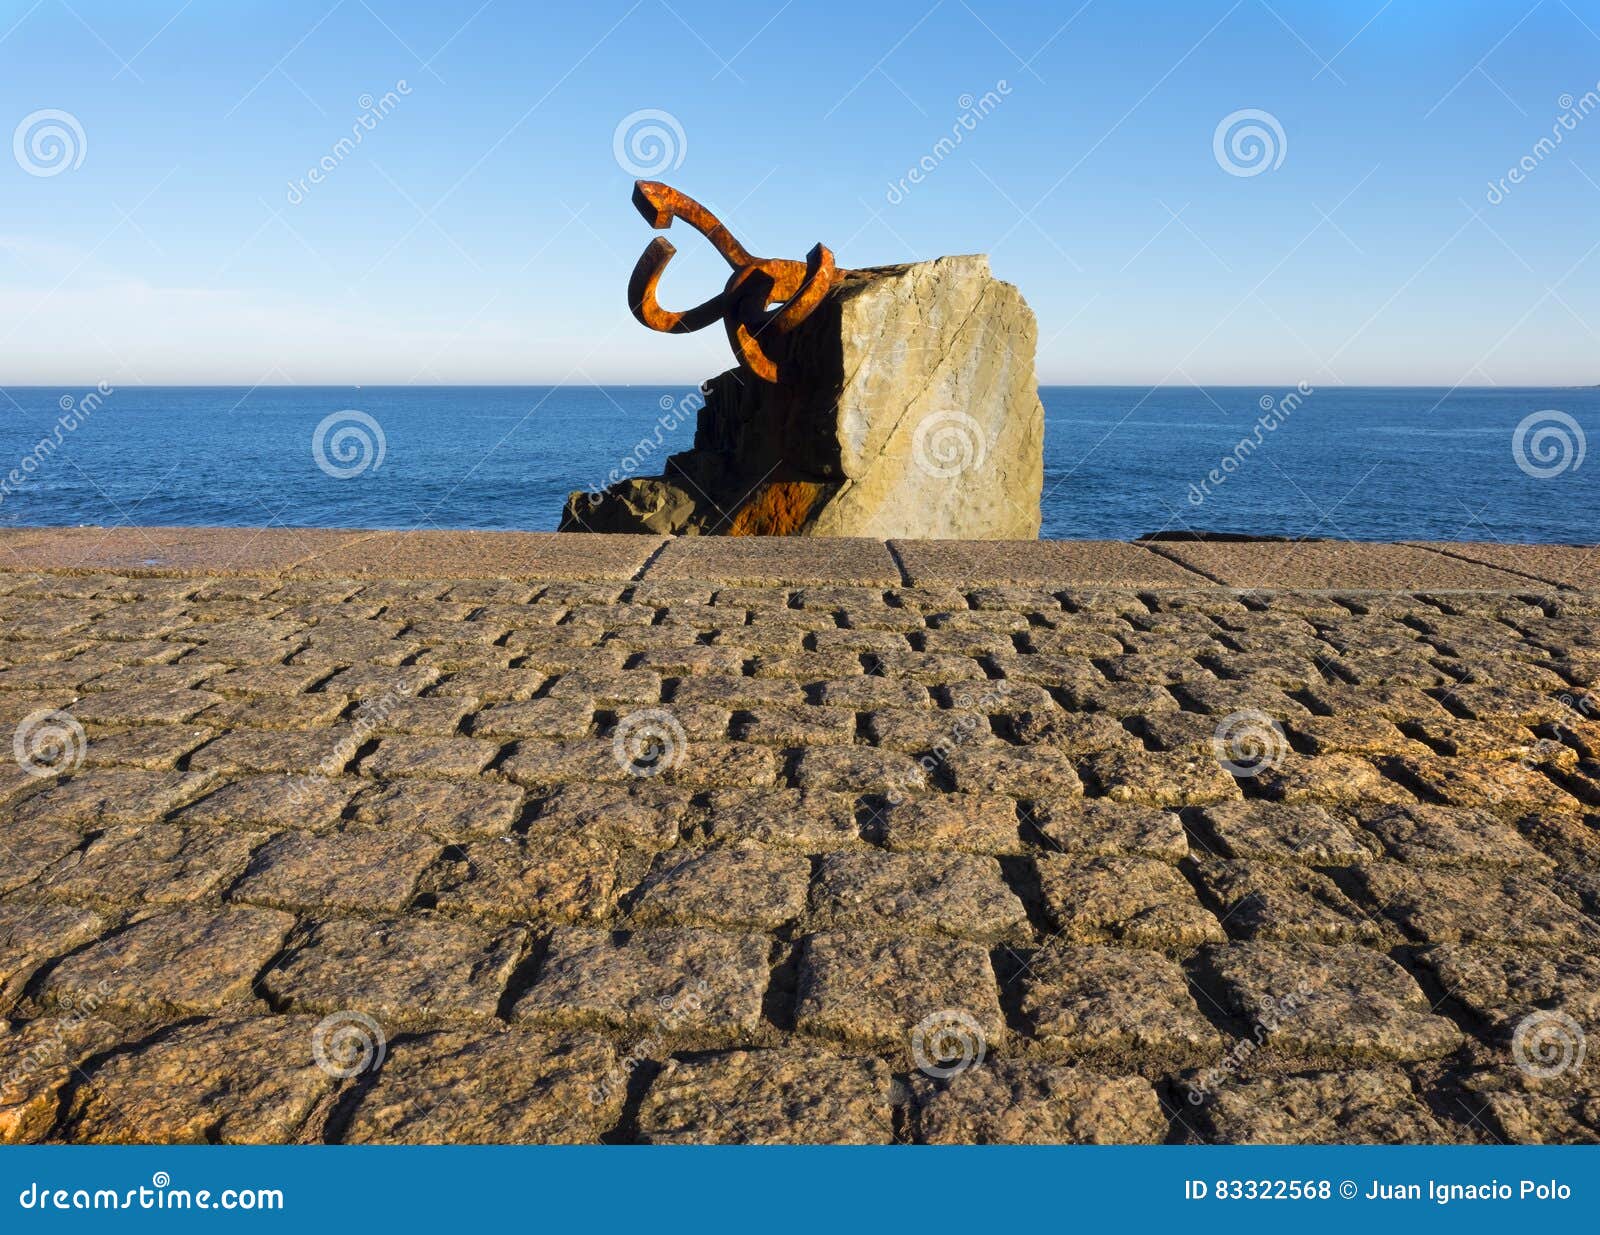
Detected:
left=2, top=538, right=1598, bottom=1144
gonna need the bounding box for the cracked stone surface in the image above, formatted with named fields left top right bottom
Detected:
left=3, top=537, right=1599, bottom=1142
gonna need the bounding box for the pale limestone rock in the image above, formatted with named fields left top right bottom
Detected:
left=562, top=255, right=1042, bottom=539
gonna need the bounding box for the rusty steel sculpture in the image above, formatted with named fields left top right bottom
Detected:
left=626, top=180, right=845, bottom=383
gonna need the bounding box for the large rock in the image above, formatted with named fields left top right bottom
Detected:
left=562, top=255, right=1043, bottom=538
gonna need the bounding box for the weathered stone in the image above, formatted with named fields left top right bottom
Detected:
left=261, top=916, right=522, bottom=1027
left=36, top=823, right=266, bottom=905
left=234, top=829, right=440, bottom=913
left=1202, top=941, right=1462, bottom=1062
left=686, top=787, right=859, bottom=850
left=0, top=901, right=106, bottom=1004
left=1023, top=799, right=1187, bottom=861
left=68, top=1016, right=336, bottom=1144
left=628, top=847, right=812, bottom=932
left=342, top=1029, right=621, bottom=1144
left=1036, top=855, right=1224, bottom=948
left=1350, top=863, right=1600, bottom=948
left=1080, top=750, right=1243, bottom=807
left=1020, top=944, right=1221, bottom=1063
left=571, top=256, right=1044, bottom=539
left=41, top=905, right=295, bottom=1018
left=1191, top=857, right=1388, bottom=945
left=638, top=1049, right=895, bottom=1144
left=513, top=926, right=770, bottom=1041
left=809, top=851, right=1027, bottom=942
left=915, top=1061, right=1165, bottom=1144
left=867, top=793, right=1022, bottom=854
left=1197, top=801, right=1375, bottom=865
left=0, top=1014, right=122, bottom=1143
left=794, top=930, right=1002, bottom=1053
left=1189, top=1068, right=1449, bottom=1143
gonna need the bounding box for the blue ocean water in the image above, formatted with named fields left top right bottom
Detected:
left=0, top=385, right=1594, bottom=541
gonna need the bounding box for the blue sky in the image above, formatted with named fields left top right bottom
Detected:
left=2, top=0, right=1598, bottom=386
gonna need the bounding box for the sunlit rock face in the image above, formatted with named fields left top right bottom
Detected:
left=563, top=255, right=1044, bottom=539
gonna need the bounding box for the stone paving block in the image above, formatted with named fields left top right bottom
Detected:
left=343, top=1029, right=621, bottom=1144
left=791, top=746, right=927, bottom=795
left=1415, top=943, right=1600, bottom=1041
left=685, top=787, right=859, bottom=850
left=360, top=736, right=503, bottom=780
left=628, top=847, right=812, bottom=932
left=234, top=829, right=440, bottom=913
left=350, top=777, right=526, bottom=840
left=1187, top=1067, right=1449, bottom=1143
left=1154, top=542, right=1529, bottom=590
left=293, top=531, right=664, bottom=581
left=1080, top=749, right=1243, bottom=807
left=531, top=781, right=687, bottom=849
left=0, top=1014, right=123, bottom=1143
left=0, top=900, right=106, bottom=1005
left=1350, top=863, right=1600, bottom=948
left=513, top=926, right=770, bottom=1041
left=1442, top=1069, right=1600, bottom=1144
left=1002, top=709, right=1134, bottom=754
left=1286, top=714, right=1420, bottom=757
left=67, top=1016, right=337, bottom=1144
left=1301, top=682, right=1449, bottom=721
left=1191, top=857, right=1388, bottom=945
left=1355, top=803, right=1552, bottom=868
left=1202, top=941, right=1462, bottom=1062
left=945, top=746, right=1084, bottom=797
left=644, top=537, right=900, bottom=586
left=430, top=833, right=625, bottom=924
left=69, top=685, right=223, bottom=726
left=1382, top=754, right=1581, bottom=813
left=0, top=526, right=349, bottom=576
left=1023, top=799, right=1188, bottom=861
left=189, top=729, right=359, bottom=776
left=866, top=793, right=1022, bottom=854
left=1197, top=801, right=1375, bottom=865
left=1036, top=855, right=1224, bottom=948
left=814, top=676, right=930, bottom=709
left=793, top=931, right=1003, bottom=1053
left=0, top=819, right=94, bottom=895
left=638, top=1049, right=895, bottom=1145
left=262, top=916, right=522, bottom=1027
left=41, top=905, right=295, bottom=1018
left=1256, top=753, right=1413, bottom=807
left=863, top=708, right=995, bottom=754
left=79, top=723, right=216, bottom=770
left=891, top=540, right=1203, bottom=588
left=191, top=696, right=352, bottom=735
left=735, top=703, right=856, bottom=747
left=36, top=823, right=265, bottom=905
left=808, top=851, right=1028, bottom=942
left=915, top=1061, right=1166, bottom=1144
left=167, top=774, right=350, bottom=831
left=1020, top=944, right=1221, bottom=1063
left=10, top=768, right=214, bottom=826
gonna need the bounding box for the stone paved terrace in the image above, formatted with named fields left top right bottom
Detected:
left=2, top=526, right=1599, bottom=1145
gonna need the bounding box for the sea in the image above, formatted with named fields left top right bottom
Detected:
left=0, top=385, right=1595, bottom=542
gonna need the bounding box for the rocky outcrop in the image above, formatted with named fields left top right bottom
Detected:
left=562, top=255, right=1043, bottom=538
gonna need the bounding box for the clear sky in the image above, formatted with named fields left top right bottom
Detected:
left=2, top=0, right=1598, bottom=387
